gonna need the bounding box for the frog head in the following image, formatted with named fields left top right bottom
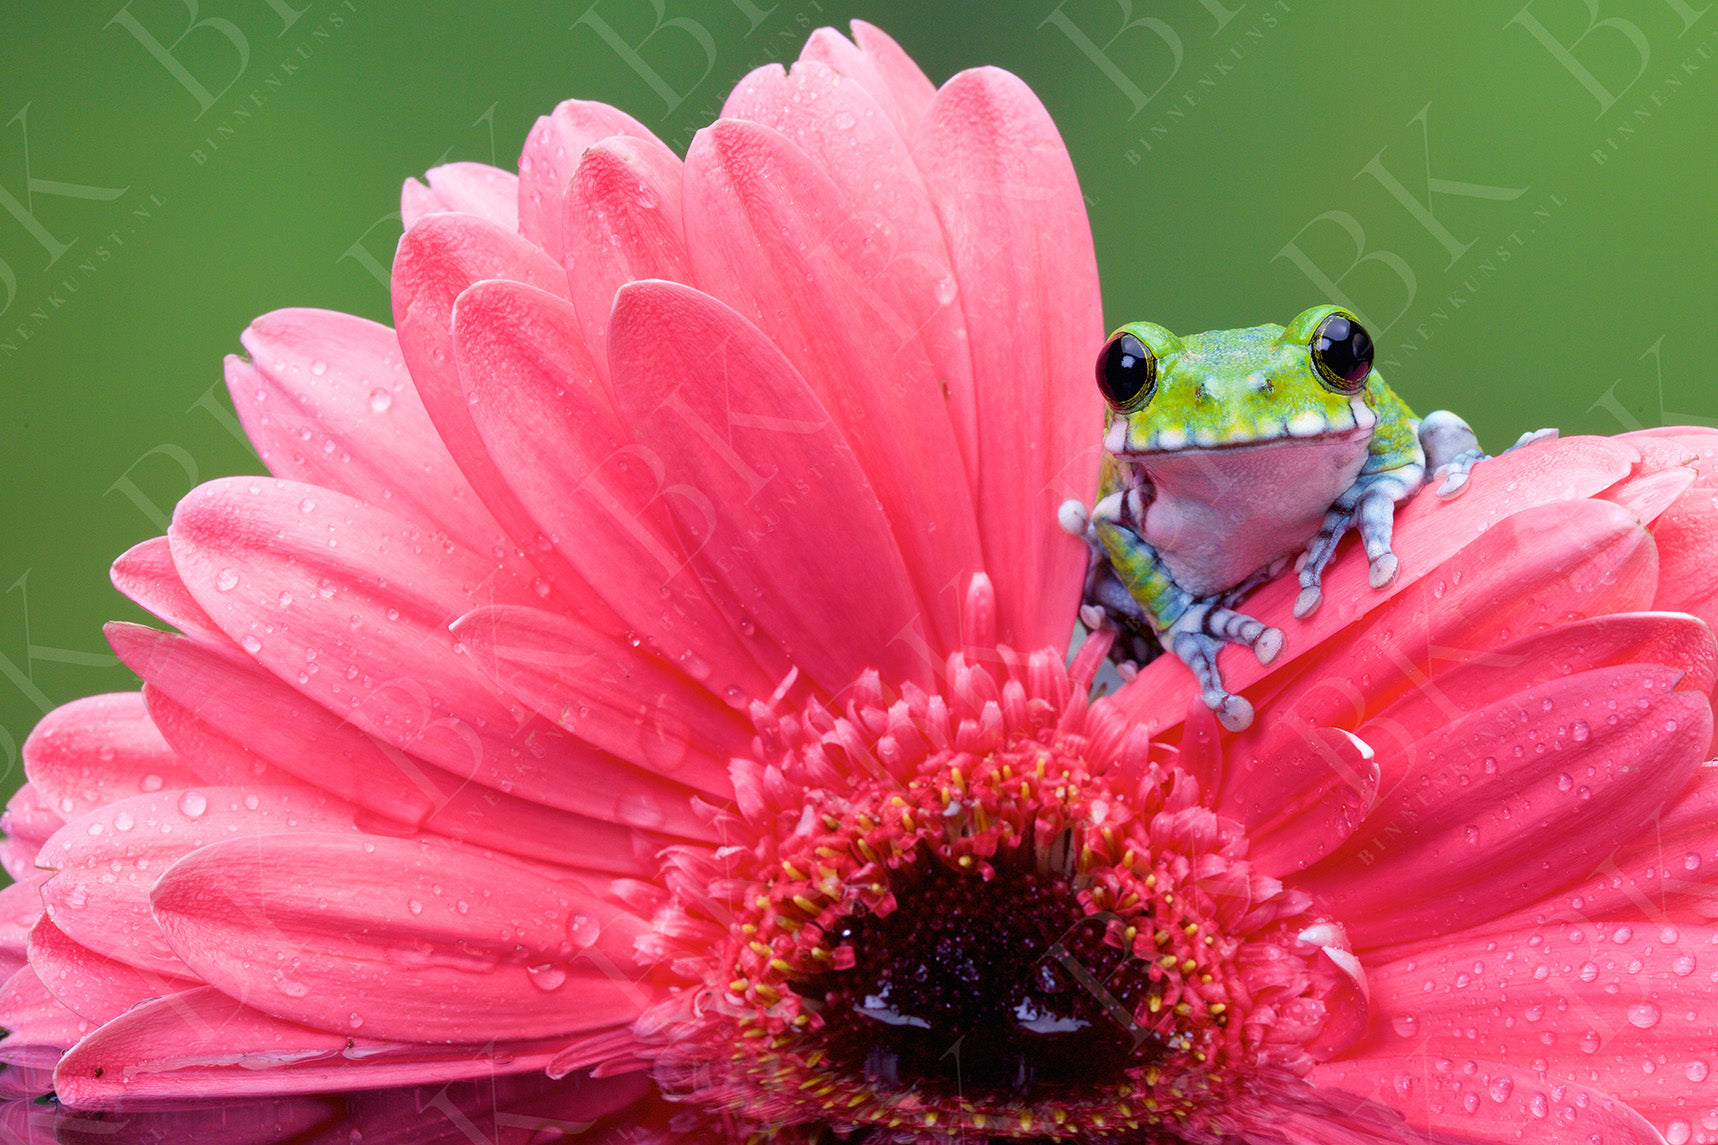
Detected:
left=1095, top=304, right=1379, bottom=458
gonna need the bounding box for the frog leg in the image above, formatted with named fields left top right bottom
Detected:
left=1294, top=388, right=1427, bottom=619
left=1420, top=410, right=1559, bottom=498
left=1091, top=514, right=1281, bottom=732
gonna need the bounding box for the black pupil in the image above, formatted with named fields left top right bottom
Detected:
left=793, top=852, right=1161, bottom=1099
left=1315, top=315, right=1373, bottom=387
left=1096, top=333, right=1153, bottom=408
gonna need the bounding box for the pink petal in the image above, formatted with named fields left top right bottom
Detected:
left=0, top=966, right=92, bottom=1068
left=21, top=693, right=198, bottom=823
left=1603, top=464, right=1697, bottom=525
left=109, top=536, right=229, bottom=646
left=1223, top=727, right=1378, bottom=877
left=390, top=212, right=589, bottom=597
left=35, top=786, right=360, bottom=977
left=1292, top=665, right=1710, bottom=949
left=110, top=621, right=436, bottom=827
left=1312, top=1055, right=1664, bottom=1144
left=799, top=22, right=936, bottom=140
left=400, top=175, right=441, bottom=230
left=1490, top=760, right=1718, bottom=929
left=451, top=277, right=771, bottom=698
left=516, top=100, right=654, bottom=266
left=1361, top=611, right=1718, bottom=753
left=27, top=918, right=196, bottom=1025
left=721, top=58, right=977, bottom=489
left=123, top=629, right=668, bottom=876
left=609, top=279, right=930, bottom=694
left=167, top=477, right=722, bottom=832
left=563, top=134, right=691, bottom=388
left=911, top=66, right=1105, bottom=652
left=231, top=308, right=525, bottom=578
left=138, top=682, right=298, bottom=788
left=682, top=117, right=983, bottom=654
left=1, top=786, right=64, bottom=878
left=51, top=987, right=582, bottom=1107
left=423, top=161, right=520, bottom=231
left=1117, top=450, right=1651, bottom=738
left=1650, top=473, right=1718, bottom=633
left=0, top=872, right=50, bottom=967
left=1226, top=498, right=1663, bottom=784
left=152, top=833, right=658, bottom=1042
left=450, top=604, right=747, bottom=790
left=1349, top=921, right=1718, bottom=1130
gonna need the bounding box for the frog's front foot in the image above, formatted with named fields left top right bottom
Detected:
left=1167, top=601, right=1283, bottom=732
left=1293, top=475, right=1415, bottom=618
left=1421, top=411, right=1559, bottom=498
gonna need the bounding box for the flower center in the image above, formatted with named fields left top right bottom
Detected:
left=641, top=643, right=1360, bottom=1142
left=797, top=844, right=1159, bottom=1097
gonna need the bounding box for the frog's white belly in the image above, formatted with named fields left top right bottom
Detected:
left=1135, top=430, right=1372, bottom=598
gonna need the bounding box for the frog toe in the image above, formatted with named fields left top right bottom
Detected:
left=1213, top=693, right=1254, bottom=732
left=1254, top=626, right=1284, bottom=664
left=1294, top=584, right=1323, bottom=619
left=1511, top=427, right=1559, bottom=450
left=1434, top=471, right=1470, bottom=498
left=1367, top=551, right=1399, bottom=589
left=1057, top=498, right=1091, bottom=537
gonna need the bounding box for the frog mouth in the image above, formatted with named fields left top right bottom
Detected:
left=1108, top=399, right=1379, bottom=458
left=1115, top=423, right=1374, bottom=459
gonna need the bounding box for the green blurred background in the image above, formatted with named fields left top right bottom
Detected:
left=1, top=1, right=1713, bottom=845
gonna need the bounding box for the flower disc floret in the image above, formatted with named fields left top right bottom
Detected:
left=646, top=627, right=1357, bottom=1141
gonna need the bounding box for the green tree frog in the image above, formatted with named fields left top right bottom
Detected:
left=1059, top=304, right=1554, bottom=731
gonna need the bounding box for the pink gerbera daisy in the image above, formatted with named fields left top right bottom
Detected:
left=3, top=21, right=1717, bottom=1145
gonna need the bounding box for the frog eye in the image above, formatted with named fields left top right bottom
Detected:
left=1310, top=312, right=1373, bottom=394
left=1096, top=332, right=1157, bottom=412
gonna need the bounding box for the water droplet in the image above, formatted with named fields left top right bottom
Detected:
left=1391, top=1014, right=1418, bottom=1038
left=1556, top=773, right=1573, bottom=791
left=1673, top=954, right=1697, bottom=976
left=1487, top=1076, right=1513, bottom=1103
left=348, top=1012, right=364, bottom=1029
left=1463, top=824, right=1480, bottom=844
left=1570, top=719, right=1589, bottom=742
left=368, top=388, right=393, bottom=413
left=678, top=651, right=712, bottom=681
left=1667, top=1120, right=1692, bottom=1145
left=113, top=811, right=134, bottom=832
left=242, top=635, right=263, bottom=654
left=1626, top=1001, right=1662, bottom=1029
left=274, top=975, right=311, bottom=997
left=310, top=360, right=328, bottom=375
left=1612, top=925, right=1632, bottom=944
left=527, top=962, right=568, bottom=991
left=532, top=577, right=552, bottom=599
left=1578, top=1029, right=1602, bottom=1053
left=177, top=791, right=208, bottom=819
left=568, top=914, right=601, bottom=949
left=406, top=899, right=424, bottom=916
left=140, top=774, right=164, bottom=793
left=215, top=568, right=240, bottom=592
left=1685, top=1060, right=1709, bottom=1082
